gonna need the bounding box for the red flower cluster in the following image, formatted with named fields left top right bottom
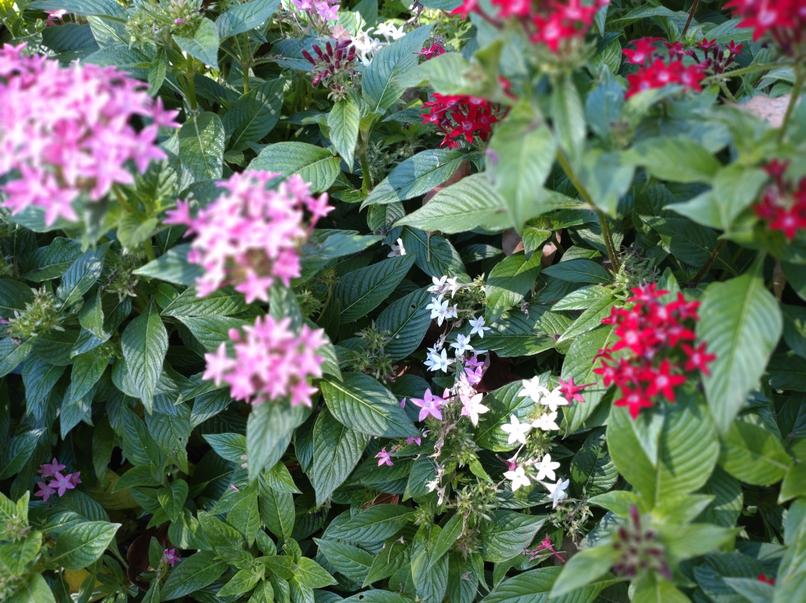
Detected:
left=421, top=93, right=499, bottom=149
left=419, top=41, right=446, bottom=60
left=726, top=0, right=805, bottom=54
left=594, top=284, right=715, bottom=419
left=451, top=0, right=609, bottom=53
left=754, top=160, right=806, bottom=240
left=302, top=40, right=358, bottom=94
left=624, top=38, right=706, bottom=98
left=757, top=572, right=776, bottom=585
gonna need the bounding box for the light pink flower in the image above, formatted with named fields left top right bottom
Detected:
left=171, top=171, right=331, bottom=302
left=203, top=315, right=326, bottom=408
left=376, top=448, right=394, bottom=466
left=410, top=388, right=447, bottom=422
left=0, top=44, right=177, bottom=225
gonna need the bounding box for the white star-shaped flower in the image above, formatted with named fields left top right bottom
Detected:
left=542, top=478, right=570, bottom=508
left=501, top=415, right=532, bottom=445
left=450, top=333, right=473, bottom=356
left=425, top=296, right=458, bottom=326
left=519, top=377, right=549, bottom=403
left=504, top=465, right=531, bottom=491
left=468, top=315, right=491, bottom=338
left=534, top=453, right=560, bottom=482
left=460, top=392, right=489, bottom=427
left=532, top=410, right=560, bottom=432
left=428, top=275, right=449, bottom=295
left=541, top=388, right=569, bottom=412
left=425, top=348, right=454, bottom=373
left=386, top=237, right=406, bottom=257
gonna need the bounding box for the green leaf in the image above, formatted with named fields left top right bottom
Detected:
left=161, top=551, right=227, bottom=600
left=6, top=573, right=56, bottom=603
left=173, top=18, right=220, bottom=68
left=49, top=521, right=120, bottom=570
left=550, top=546, right=617, bottom=598
left=720, top=418, right=792, bottom=485
left=542, top=259, right=611, bottom=284
left=217, top=568, right=262, bottom=597
left=361, top=149, right=466, bottom=208
left=395, top=174, right=509, bottom=234
left=334, top=255, right=414, bottom=322
left=311, top=409, right=370, bottom=505
left=295, top=557, right=337, bottom=589
left=321, top=373, right=418, bottom=438
left=488, top=102, right=557, bottom=231
left=120, top=304, right=167, bottom=412
left=475, top=381, right=537, bottom=452
left=578, top=150, right=635, bottom=217
left=551, top=74, right=586, bottom=161
left=216, top=0, right=279, bottom=39
left=362, top=25, right=432, bottom=113
left=561, top=326, right=616, bottom=433
left=315, top=538, right=374, bottom=583
left=249, top=142, right=340, bottom=192
left=260, top=486, right=295, bottom=540
left=606, top=392, right=719, bottom=506
left=328, top=505, right=414, bottom=547
left=223, top=79, right=285, bottom=151
left=247, top=403, right=308, bottom=480
left=481, top=511, right=545, bottom=563
left=571, top=430, right=618, bottom=496
left=0, top=429, right=44, bottom=479
left=401, top=229, right=467, bottom=279
left=376, top=288, right=432, bottom=361
left=628, top=137, right=721, bottom=183
left=328, top=99, right=360, bottom=168
left=29, top=0, right=124, bottom=17
left=133, top=244, right=203, bottom=286
left=484, top=253, right=541, bottom=315
left=177, top=112, right=226, bottom=182
left=698, top=266, right=782, bottom=432
left=56, top=246, right=106, bottom=307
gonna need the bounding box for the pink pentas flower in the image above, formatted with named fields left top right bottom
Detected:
left=726, top=0, right=805, bottom=53
left=39, top=457, right=66, bottom=478
left=203, top=315, right=326, bottom=408
left=376, top=448, right=394, bottom=467
left=167, top=171, right=331, bottom=303
left=163, top=548, right=181, bottom=567
left=35, top=481, right=56, bottom=502
left=558, top=377, right=590, bottom=403
left=50, top=472, right=78, bottom=497
left=753, top=161, right=806, bottom=240
left=422, top=94, right=500, bottom=149
left=0, top=44, right=178, bottom=225
left=410, top=388, right=447, bottom=422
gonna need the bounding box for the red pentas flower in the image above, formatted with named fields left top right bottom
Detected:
left=594, top=284, right=714, bottom=419
left=754, top=160, right=806, bottom=240
left=623, top=36, right=743, bottom=99
left=726, top=0, right=806, bottom=54
left=422, top=93, right=500, bottom=149
left=451, top=0, right=608, bottom=54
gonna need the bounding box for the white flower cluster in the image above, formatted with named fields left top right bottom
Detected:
left=500, top=379, right=571, bottom=507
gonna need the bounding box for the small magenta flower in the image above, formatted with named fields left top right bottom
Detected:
left=39, top=458, right=66, bottom=478
left=163, top=548, right=181, bottom=567
left=410, top=388, right=446, bottom=422
left=375, top=448, right=394, bottom=467
left=34, top=481, right=56, bottom=502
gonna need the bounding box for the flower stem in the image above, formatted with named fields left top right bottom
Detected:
left=705, top=62, right=791, bottom=83
left=688, top=239, right=725, bottom=285
left=359, top=130, right=373, bottom=196
left=682, top=0, right=699, bottom=38
left=556, top=150, right=621, bottom=272
left=779, top=65, right=804, bottom=142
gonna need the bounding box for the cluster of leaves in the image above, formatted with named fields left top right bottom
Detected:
left=1, top=1, right=805, bottom=602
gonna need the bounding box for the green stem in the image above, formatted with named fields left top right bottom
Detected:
left=705, top=62, right=790, bottom=83
left=779, top=65, right=804, bottom=142
left=682, top=0, right=699, bottom=38
left=556, top=150, right=621, bottom=272
left=143, top=238, right=156, bottom=262
left=358, top=131, right=373, bottom=195
left=688, top=239, right=725, bottom=285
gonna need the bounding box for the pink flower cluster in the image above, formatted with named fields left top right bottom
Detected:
left=422, top=94, right=500, bottom=149
left=34, top=458, right=81, bottom=502
left=452, top=0, right=608, bottom=53
left=623, top=38, right=706, bottom=99
left=754, top=160, right=806, bottom=240
left=594, top=284, right=715, bottom=419
left=727, top=0, right=805, bottom=54
left=203, top=315, right=326, bottom=408
left=167, top=171, right=332, bottom=303
left=292, top=0, right=339, bottom=21
left=0, top=44, right=177, bottom=225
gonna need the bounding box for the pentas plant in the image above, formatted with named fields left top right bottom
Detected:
left=1, top=1, right=806, bottom=603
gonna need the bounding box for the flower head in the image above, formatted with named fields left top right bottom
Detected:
left=0, top=44, right=177, bottom=224
left=411, top=388, right=447, bottom=422
left=422, top=94, right=500, bottom=149
left=172, top=171, right=331, bottom=302
left=504, top=465, right=531, bottom=491
left=204, top=315, right=326, bottom=408
left=163, top=548, right=181, bottom=567
left=501, top=415, right=532, bottom=445
left=375, top=448, right=394, bottom=467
